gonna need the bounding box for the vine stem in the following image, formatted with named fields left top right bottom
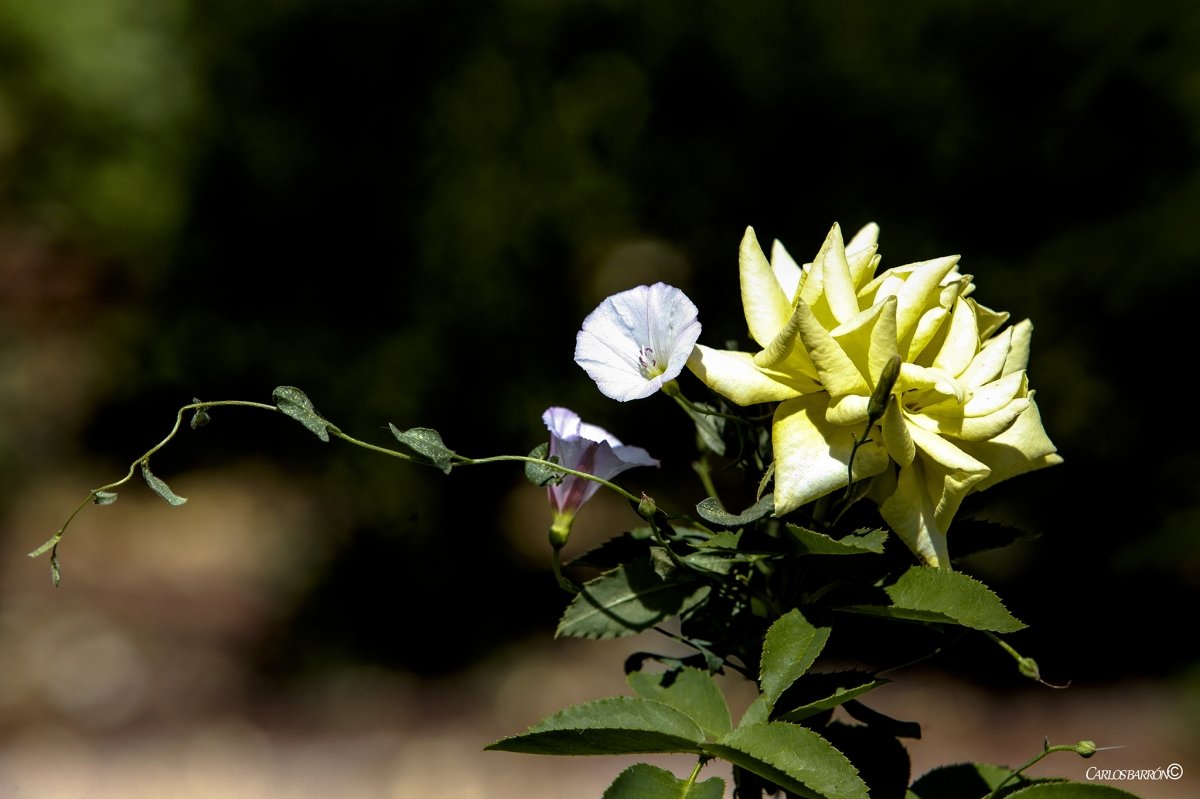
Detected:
left=683, top=757, right=706, bottom=792
left=985, top=744, right=1079, bottom=799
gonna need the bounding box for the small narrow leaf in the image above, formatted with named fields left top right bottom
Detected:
left=93, top=491, right=118, bottom=506
left=696, top=493, right=774, bottom=528
left=950, top=518, right=1040, bottom=562
left=786, top=525, right=887, bottom=555
left=681, top=402, right=726, bottom=455
left=556, top=559, right=711, bottom=639
left=141, top=463, right=187, bottom=506
left=773, top=670, right=889, bottom=723
left=839, top=566, right=1025, bottom=633
left=28, top=534, right=61, bottom=558
left=760, top=609, right=831, bottom=709
left=523, top=443, right=563, bottom=487
left=602, top=763, right=725, bottom=799
left=272, top=386, right=337, bottom=442
left=701, top=722, right=869, bottom=799
left=627, top=667, right=732, bottom=740
left=190, top=398, right=211, bottom=429
left=50, top=549, right=60, bottom=587
left=389, top=424, right=456, bottom=474
left=484, top=696, right=706, bottom=756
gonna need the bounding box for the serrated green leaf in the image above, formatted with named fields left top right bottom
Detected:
left=839, top=567, right=1025, bottom=633
left=601, top=763, right=725, bottom=799
left=557, top=559, right=711, bottom=639
left=760, top=609, right=831, bottom=709
left=842, top=699, right=920, bottom=739
left=650, top=546, right=677, bottom=580
left=523, top=443, right=563, bottom=487
left=696, top=493, right=774, bottom=528
left=627, top=667, right=732, bottom=740
left=909, top=763, right=1048, bottom=799
left=93, top=491, right=118, bottom=506
left=739, top=696, right=769, bottom=727
left=484, top=696, right=706, bottom=756
left=698, top=529, right=742, bottom=549
left=821, top=721, right=913, bottom=799
left=273, top=386, right=337, bottom=442
left=773, top=671, right=889, bottom=723
left=1007, top=784, right=1143, bottom=799
left=951, top=518, right=1040, bottom=562
left=190, top=398, right=211, bottom=429
left=388, top=424, right=456, bottom=474
left=787, top=525, right=887, bottom=555
left=702, top=722, right=869, bottom=799
left=569, top=528, right=656, bottom=569
left=141, top=463, right=187, bottom=506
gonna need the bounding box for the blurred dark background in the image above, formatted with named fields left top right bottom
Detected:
left=1, top=0, right=1197, bottom=692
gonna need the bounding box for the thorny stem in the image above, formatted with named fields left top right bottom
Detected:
left=683, top=758, right=707, bottom=792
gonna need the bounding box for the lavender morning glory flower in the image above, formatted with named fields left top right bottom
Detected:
left=543, top=406, right=658, bottom=545
left=574, top=283, right=702, bottom=402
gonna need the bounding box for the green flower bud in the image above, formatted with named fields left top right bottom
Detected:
left=867, top=354, right=903, bottom=420
left=1076, top=741, right=1097, bottom=758
left=549, top=515, right=573, bottom=549
left=1018, top=656, right=1041, bottom=681
left=638, top=493, right=658, bottom=520
left=660, top=379, right=682, bottom=397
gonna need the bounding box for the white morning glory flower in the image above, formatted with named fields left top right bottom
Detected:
left=543, top=406, right=659, bottom=538
left=574, top=282, right=702, bottom=401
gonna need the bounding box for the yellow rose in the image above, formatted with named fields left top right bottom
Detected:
left=687, top=224, right=1060, bottom=567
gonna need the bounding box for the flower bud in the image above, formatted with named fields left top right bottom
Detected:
left=660, top=379, right=682, bottom=397
left=1018, top=656, right=1041, bottom=681
left=638, top=493, right=658, bottom=520
left=549, top=515, right=573, bottom=549
left=1076, top=741, right=1097, bottom=758
left=868, top=354, right=903, bottom=420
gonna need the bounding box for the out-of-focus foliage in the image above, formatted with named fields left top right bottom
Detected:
left=2, top=0, right=1200, bottom=677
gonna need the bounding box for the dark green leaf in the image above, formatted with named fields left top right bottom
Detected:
left=93, top=491, right=118, bottom=506
left=627, top=666, right=732, bottom=740
left=680, top=551, right=737, bottom=575
left=909, top=763, right=1048, bottom=799
left=523, top=443, right=562, bottom=487
left=820, top=721, right=911, bottom=799
left=681, top=402, right=726, bottom=455
left=389, top=423, right=456, bottom=474
left=696, top=493, right=774, bottom=528
left=739, top=696, right=769, bottom=727
left=951, top=518, right=1040, bottom=562
left=190, top=398, right=211, bottom=429
left=273, top=386, right=337, bottom=442
left=141, top=463, right=187, bottom=506
left=556, top=559, right=711, bottom=639
left=624, top=651, right=713, bottom=675
left=698, top=529, right=742, bottom=549
left=484, top=696, right=705, bottom=756
left=760, top=609, right=831, bottom=709
left=773, top=670, right=889, bottom=723
left=841, top=700, right=920, bottom=739
left=569, top=528, right=655, bottom=569
left=601, top=763, right=725, bottom=799
left=839, top=567, right=1025, bottom=633
left=787, top=525, right=887, bottom=555
left=1007, top=784, right=1143, bottom=799
left=701, top=722, right=869, bottom=799
left=650, top=546, right=677, bottom=580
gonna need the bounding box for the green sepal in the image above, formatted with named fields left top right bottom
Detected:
left=93, top=491, right=118, bottom=506
left=760, top=608, right=831, bottom=709
left=190, top=398, right=211, bottom=429
left=388, top=423, right=456, bottom=474
left=556, top=558, right=711, bottom=639
left=627, top=666, right=732, bottom=740
left=523, top=443, right=562, bottom=486
left=772, top=670, right=889, bottom=723
left=701, top=722, right=869, bottom=799
left=696, top=493, right=774, bottom=528
left=273, top=386, right=338, bottom=442
left=484, top=696, right=706, bottom=756
left=601, top=763, right=725, bottom=799
left=141, top=463, right=187, bottom=505
left=787, top=525, right=887, bottom=555
left=838, top=566, right=1025, bottom=633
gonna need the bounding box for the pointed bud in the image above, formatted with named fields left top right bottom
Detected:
left=638, top=493, right=658, bottom=520
left=1018, top=656, right=1041, bottom=681
left=1076, top=741, right=1097, bottom=758
left=868, top=355, right=902, bottom=420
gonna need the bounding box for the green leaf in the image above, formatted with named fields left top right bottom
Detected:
left=27, top=534, right=60, bottom=558
left=701, top=722, right=869, bottom=799
left=388, top=424, right=456, bottom=474
left=773, top=670, right=889, bottom=723
left=909, top=763, right=1051, bottom=799
left=787, top=525, right=888, bottom=555
left=842, top=699, right=920, bottom=739
left=1006, top=784, right=1143, bottom=799
left=681, top=402, right=727, bottom=455
left=273, top=386, right=338, bottom=442
left=556, top=558, right=711, bottom=639
left=190, top=398, right=211, bottom=429
left=698, top=529, right=742, bottom=549
left=839, top=567, right=1025, bottom=633
left=650, top=546, right=678, bottom=580
left=760, top=609, right=831, bottom=709
left=523, top=443, right=562, bottom=487
left=93, top=491, right=118, bottom=506
left=950, top=518, right=1040, bottom=562
left=569, top=528, right=655, bottom=569
left=696, top=493, right=774, bottom=528
left=601, top=763, right=725, bottom=799
left=739, top=696, right=769, bottom=727
left=821, top=721, right=912, bottom=799
left=141, top=463, right=187, bottom=505
left=627, top=666, right=732, bottom=740
left=484, top=696, right=706, bottom=756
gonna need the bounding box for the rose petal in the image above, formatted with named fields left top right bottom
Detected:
left=688, top=345, right=814, bottom=405
left=741, top=227, right=793, bottom=347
